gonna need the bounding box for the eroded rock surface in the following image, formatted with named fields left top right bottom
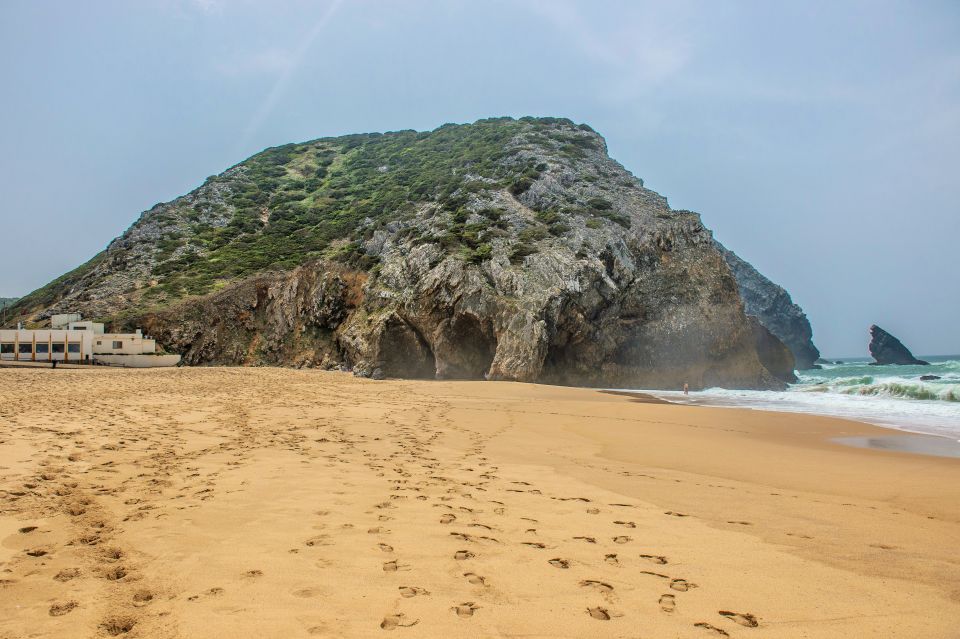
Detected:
left=718, top=243, right=819, bottom=370
left=869, top=325, right=929, bottom=365
left=8, top=117, right=801, bottom=390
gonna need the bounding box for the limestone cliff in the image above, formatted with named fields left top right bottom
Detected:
left=718, top=244, right=820, bottom=370
left=8, top=117, right=798, bottom=389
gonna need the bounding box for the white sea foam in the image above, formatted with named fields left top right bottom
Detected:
left=626, top=356, right=960, bottom=441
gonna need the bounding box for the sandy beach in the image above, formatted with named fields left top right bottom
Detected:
left=1, top=367, right=957, bottom=638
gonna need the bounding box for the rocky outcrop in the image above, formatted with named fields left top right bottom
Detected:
left=718, top=244, right=819, bottom=369
left=9, top=117, right=804, bottom=390
left=869, top=325, right=929, bottom=365
left=140, top=222, right=786, bottom=390
left=748, top=317, right=797, bottom=383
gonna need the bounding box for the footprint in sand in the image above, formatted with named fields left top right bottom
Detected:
left=604, top=554, right=619, bottom=565
left=694, top=622, right=730, bottom=636
left=454, top=550, right=474, bottom=560
left=665, top=511, right=689, bottom=517
left=440, top=514, right=456, bottom=524
left=587, top=606, right=613, bottom=620
left=132, top=590, right=154, bottom=607
left=639, top=554, right=668, bottom=565
left=304, top=535, right=331, bottom=547
left=612, top=536, right=632, bottom=544
left=380, top=613, right=419, bottom=630
left=573, top=536, right=597, bottom=544
left=548, top=558, right=570, bottom=569
left=54, top=568, right=81, bottom=582
left=522, top=542, right=546, bottom=549
left=100, top=615, right=137, bottom=636
left=463, top=572, right=487, bottom=586
left=613, top=521, right=636, bottom=528
left=398, top=586, right=429, bottom=598
left=452, top=602, right=479, bottom=618
left=378, top=543, right=394, bottom=552
left=659, top=594, right=676, bottom=613
left=102, top=567, right=128, bottom=581
left=586, top=508, right=600, bottom=514
left=719, top=610, right=759, bottom=627
left=382, top=560, right=408, bottom=572
left=579, top=580, right=613, bottom=594
left=49, top=601, right=78, bottom=616
left=670, top=579, right=697, bottom=592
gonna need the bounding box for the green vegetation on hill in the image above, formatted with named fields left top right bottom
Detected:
left=9, top=116, right=630, bottom=323
left=146, top=116, right=600, bottom=299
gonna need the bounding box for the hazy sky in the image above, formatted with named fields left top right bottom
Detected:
left=1, top=0, right=957, bottom=356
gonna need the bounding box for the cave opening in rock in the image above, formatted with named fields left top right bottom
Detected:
left=440, top=315, right=496, bottom=379
left=380, top=317, right=436, bottom=379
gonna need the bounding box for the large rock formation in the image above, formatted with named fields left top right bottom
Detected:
left=748, top=317, right=797, bottom=383
left=718, top=244, right=820, bottom=369
left=869, top=325, right=929, bottom=365
left=7, top=117, right=802, bottom=390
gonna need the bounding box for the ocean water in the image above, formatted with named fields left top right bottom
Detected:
left=639, top=356, right=960, bottom=441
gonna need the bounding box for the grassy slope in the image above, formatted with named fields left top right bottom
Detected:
left=9, top=117, right=608, bottom=322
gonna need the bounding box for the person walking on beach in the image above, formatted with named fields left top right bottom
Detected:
left=683, top=382, right=689, bottom=395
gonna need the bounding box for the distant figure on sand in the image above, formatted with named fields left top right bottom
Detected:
left=683, top=382, right=689, bottom=395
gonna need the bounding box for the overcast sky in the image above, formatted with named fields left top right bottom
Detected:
left=1, top=0, right=957, bottom=356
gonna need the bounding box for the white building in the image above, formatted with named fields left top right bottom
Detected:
left=0, top=315, right=180, bottom=367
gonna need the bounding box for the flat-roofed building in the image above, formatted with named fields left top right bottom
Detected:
left=1, top=314, right=180, bottom=367
left=93, top=329, right=156, bottom=355
left=0, top=328, right=93, bottom=363
left=50, top=313, right=82, bottom=329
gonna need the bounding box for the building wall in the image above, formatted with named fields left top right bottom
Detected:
left=94, top=354, right=180, bottom=368
left=0, top=329, right=95, bottom=362
left=93, top=333, right=156, bottom=355
left=68, top=321, right=105, bottom=334
left=51, top=313, right=82, bottom=329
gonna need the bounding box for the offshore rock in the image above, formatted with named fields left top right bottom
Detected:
left=718, top=243, right=820, bottom=370
left=868, top=325, right=929, bottom=365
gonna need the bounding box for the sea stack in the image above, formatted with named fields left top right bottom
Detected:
left=868, top=325, right=929, bottom=365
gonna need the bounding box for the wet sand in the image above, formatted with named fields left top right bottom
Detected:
left=1, top=367, right=958, bottom=638
left=833, top=434, right=960, bottom=459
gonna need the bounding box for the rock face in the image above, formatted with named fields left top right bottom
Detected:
left=718, top=244, right=820, bottom=369
left=868, top=325, right=929, bottom=365
left=748, top=317, right=797, bottom=383
left=8, top=117, right=801, bottom=390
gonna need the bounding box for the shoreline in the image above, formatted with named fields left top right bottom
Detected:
left=605, top=387, right=960, bottom=457
left=1, top=367, right=958, bottom=638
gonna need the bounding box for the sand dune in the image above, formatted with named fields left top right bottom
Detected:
left=1, top=368, right=957, bottom=638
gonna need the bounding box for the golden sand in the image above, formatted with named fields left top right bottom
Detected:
left=1, top=367, right=957, bottom=638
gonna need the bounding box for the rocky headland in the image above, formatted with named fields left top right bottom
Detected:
left=6, top=117, right=818, bottom=389
left=718, top=244, right=819, bottom=370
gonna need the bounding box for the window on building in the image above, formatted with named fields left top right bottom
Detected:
left=112, top=341, right=123, bottom=349
left=35, top=343, right=49, bottom=354
left=67, top=343, right=81, bottom=354
left=97, top=341, right=102, bottom=346
left=52, top=343, right=65, bottom=354
left=0, top=343, right=13, bottom=354
left=19, top=343, right=32, bottom=354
